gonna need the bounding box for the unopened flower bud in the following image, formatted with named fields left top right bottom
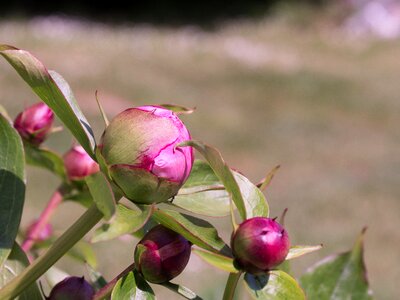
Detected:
left=231, top=217, right=290, bottom=274
left=26, top=220, right=53, bottom=242
left=14, top=102, right=54, bottom=145
left=63, top=145, right=99, bottom=180
left=48, top=276, right=94, bottom=300
left=134, top=225, right=192, bottom=283
left=99, top=105, right=193, bottom=204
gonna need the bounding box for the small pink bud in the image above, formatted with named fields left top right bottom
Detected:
left=14, top=102, right=54, bottom=145
left=231, top=217, right=290, bottom=274
left=63, top=145, right=99, bottom=181
left=99, top=105, right=194, bottom=204
left=48, top=276, right=94, bottom=300
left=134, top=225, right=192, bottom=283
left=26, top=220, right=53, bottom=242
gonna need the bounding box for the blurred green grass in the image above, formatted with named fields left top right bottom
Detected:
left=1, top=16, right=399, bottom=299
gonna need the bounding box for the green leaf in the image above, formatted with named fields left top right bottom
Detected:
left=174, top=159, right=268, bottom=218
left=179, top=141, right=247, bottom=220
left=85, top=172, right=116, bottom=220
left=0, top=105, right=12, bottom=122
left=193, top=248, right=237, bottom=273
left=67, top=240, right=97, bottom=268
left=174, top=160, right=230, bottom=217
left=244, top=270, right=306, bottom=300
left=152, top=209, right=228, bottom=253
left=111, top=270, right=155, bottom=300
left=161, top=282, right=203, bottom=300
left=86, top=264, right=107, bottom=291
left=92, top=204, right=154, bottom=243
left=0, top=242, right=43, bottom=299
left=64, top=189, right=93, bottom=208
left=300, top=229, right=373, bottom=300
left=286, top=245, right=322, bottom=261
left=0, top=45, right=96, bottom=157
left=159, top=104, right=195, bottom=114
left=0, top=114, right=25, bottom=267
left=24, top=143, right=66, bottom=179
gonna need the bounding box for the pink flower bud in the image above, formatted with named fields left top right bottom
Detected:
left=13, top=102, right=54, bottom=145
left=134, top=225, right=192, bottom=283
left=26, top=220, right=53, bottom=242
left=231, top=217, right=290, bottom=274
left=48, top=276, right=94, bottom=300
left=99, top=105, right=194, bottom=204
left=63, top=145, right=99, bottom=181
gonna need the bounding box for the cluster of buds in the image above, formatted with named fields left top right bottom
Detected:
left=231, top=217, right=290, bottom=274
left=99, top=105, right=193, bottom=204
left=14, top=102, right=54, bottom=146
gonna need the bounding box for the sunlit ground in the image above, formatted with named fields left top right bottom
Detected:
left=1, top=14, right=399, bottom=299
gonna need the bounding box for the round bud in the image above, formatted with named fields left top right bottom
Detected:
left=231, top=217, right=290, bottom=274
left=134, top=225, right=192, bottom=283
left=48, top=276, right=94, bottom=300
left=63, top=145, right=100, bottom=181
left=99, top=105, right=193, bottom=204
left=14, top=102, right=54, bottom=145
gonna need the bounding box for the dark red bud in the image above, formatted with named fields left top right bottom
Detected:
left=134, top=225, right=192, bottom=283
left=47, top=276, right=94, bottom=300
left=14, top=102, right=54, bottom=145
left=231, top=217, right=290, bottom=274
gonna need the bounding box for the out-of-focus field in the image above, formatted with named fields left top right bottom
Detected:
left=1, top=15, right=399, bottom=299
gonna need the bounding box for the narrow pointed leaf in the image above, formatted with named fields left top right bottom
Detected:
left=161, top=282, right=203, bottom=300
left=159, top=104, right=195, bottom=114
left=0, top=105, right=11, bottom=122
left=193, top=248, right=237, bottom=273
left=111, top=270, right=155, bottom=300
left=24, top=143, right=66, bottom=179
left=244, top=270, right=306, bottom=300
left=0, top=242, right=42, bottom=299
left=86, top=264, right=107, bottom=291
left=0, top=45, right=96, bottom=157
left=175, top=160, right=268, bottom=218
left=286, top=245, right=322, bottom=261
left=92, top=204, right=154, bottom=243
left=300, top=229, right=373, bottom=300
left=86, top=172, right=116, bottom=220
left=179, top=141, right=247, bottom=219
left=152, top=209, right=228, bottom=253
left=258, top=165, right=280, bottom=191
left=0, top=115, right=25, bottom=267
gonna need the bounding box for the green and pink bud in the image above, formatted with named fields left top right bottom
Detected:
left=231, top=217, right=290, bottom=274
left=63, top=145, right=100, bottom=181
left=134, top=225, right=192, bottom=283
left=14, top=102, right=54, bottom=145
left=99, top=105, right=193, bottom=204
left=47, top=276, right=94, bottom=300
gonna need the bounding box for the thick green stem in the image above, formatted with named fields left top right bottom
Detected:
left=222, top=272, right=242, bottom=300
left=0, top=204, right=103, bottom=300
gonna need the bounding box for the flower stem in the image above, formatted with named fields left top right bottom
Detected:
left=92, top=262, right=136, bottom=300
left=222, top=272, right=242, bottom=300
left=0, top=204, right=103, bottom=300
left=21, top=186, right=64, bottom=252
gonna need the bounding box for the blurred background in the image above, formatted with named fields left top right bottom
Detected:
left=1, top=0, right=399, bottom=299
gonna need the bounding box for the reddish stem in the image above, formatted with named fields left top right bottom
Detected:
left=21, top=187, right=64, bottom=252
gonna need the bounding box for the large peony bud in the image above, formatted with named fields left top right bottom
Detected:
left=231, top=217, right=290, bottom=274
left=14, top=102, right=54, bottom=145
left=99, top=105, right=193, bottom=204
left=63, top=145, right=100, bottom=181
left=134, top=225, right=192, bottom=283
